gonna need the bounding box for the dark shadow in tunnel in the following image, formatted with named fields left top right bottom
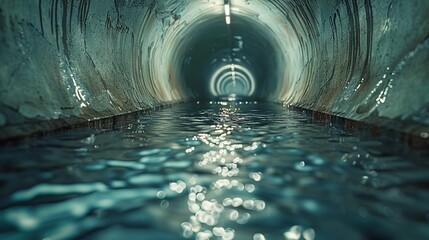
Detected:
left=172, top=13, right=283, bottom=101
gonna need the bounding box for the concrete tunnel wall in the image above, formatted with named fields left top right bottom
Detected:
left=0, top=0, right=428, bottom=140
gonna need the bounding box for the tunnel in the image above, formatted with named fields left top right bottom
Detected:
left=1, top=0, right=429, bottom=239
left=0, top=0, right=427, bottom=138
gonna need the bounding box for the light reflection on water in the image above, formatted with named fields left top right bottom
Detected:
left=1, top=102, right=429, bottom=240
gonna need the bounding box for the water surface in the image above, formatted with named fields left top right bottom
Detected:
left=1, top=102, right=429, bottom=240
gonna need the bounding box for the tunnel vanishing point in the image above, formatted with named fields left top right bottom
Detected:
left=0, top=0, right=428, bottom=141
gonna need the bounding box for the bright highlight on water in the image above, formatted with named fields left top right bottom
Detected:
left=1, top=102, right=428, bottom=240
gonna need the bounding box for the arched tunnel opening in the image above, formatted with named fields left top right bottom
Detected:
left=1, top=0, right=429, bottom=239
left=0, top=0, right=427, bottom=136
left=175, top=10, right=282, bottom=100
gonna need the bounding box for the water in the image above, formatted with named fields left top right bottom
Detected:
left=1, top=102, right=429, bottom=240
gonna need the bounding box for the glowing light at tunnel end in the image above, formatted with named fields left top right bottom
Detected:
left=210, top=64, right=255, bottom=98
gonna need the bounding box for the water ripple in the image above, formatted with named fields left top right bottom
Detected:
left=0, top=103, right=428, bottom=239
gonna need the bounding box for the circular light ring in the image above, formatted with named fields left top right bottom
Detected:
left=217, top=72, right=252, bottom=96
left=219, top=77, right=248, bottom=96
left=217, top=71, right=248, bottom=86
left=218, top=72, right=250, bottom=95
left=209, top=64, right=255, bottom=97
left=217, top=71, right=252, bottom=95
left=216, top=71, right=248, bottom=95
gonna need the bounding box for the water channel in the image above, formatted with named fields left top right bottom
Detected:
left=1, top=102, right=428, bottom=240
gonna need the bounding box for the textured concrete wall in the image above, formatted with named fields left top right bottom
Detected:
left=0, top=0, right=190, bottom=138
left=272, top=0, right=429, bottom=134
left=0, top=0, right=428, bottom=140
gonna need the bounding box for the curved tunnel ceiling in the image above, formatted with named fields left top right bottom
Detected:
left=0, top=0, right=428, bottom=139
